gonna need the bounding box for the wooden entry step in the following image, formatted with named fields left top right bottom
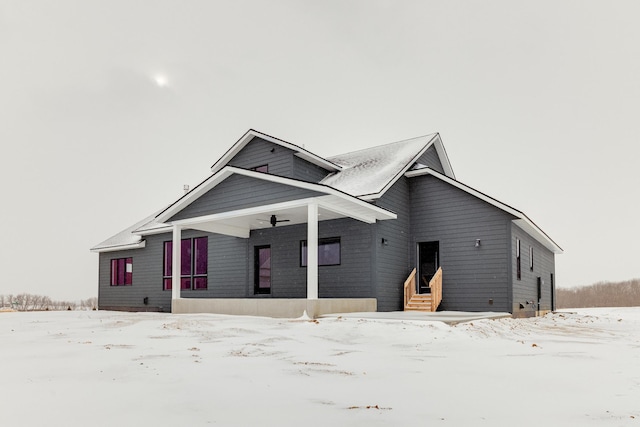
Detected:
left=404, top=294, right=433, bottom=312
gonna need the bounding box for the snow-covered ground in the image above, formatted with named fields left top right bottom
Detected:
left=1, top=308, right=639, bottom=426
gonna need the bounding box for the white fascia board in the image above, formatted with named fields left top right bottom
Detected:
left=315, top=196, right=378, bottom=224
left=132, top=225, right=171, bottom=236
left=189, top=222, right=250, bottom=239
left=171, top=198, right=320, bottom=228
left=432, top=133, right=456, bottom=179
left=405, top=168, right=563, bottom=254
left=155, top=168, right=235, bottom=224
left=210, top=129, right=341, bottom=174
left=513, top=218, right=564, bottom=254
left=357, top=134, right=439, bottom=202
left=158, top=166, right=396, bottom=225
left=90, top=240, right=147, bottom=253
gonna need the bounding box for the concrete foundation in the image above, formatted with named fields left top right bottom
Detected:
left=171, top=298, right=377, bottom=318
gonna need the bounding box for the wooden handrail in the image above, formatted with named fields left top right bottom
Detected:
left=403, top=268, right=417, bottom=309
left=428, top=267, right=443, bottom=312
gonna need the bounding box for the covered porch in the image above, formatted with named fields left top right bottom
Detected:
left=147, top=173, right=396, bottom=316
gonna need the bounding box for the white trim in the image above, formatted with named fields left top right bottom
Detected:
left=90, top=240, right=146, bottom=253
left=210, top=129, right=341, bottom=174
left=156, top=166, right=396, bottom=225
left=132, top=225, right=171, bottom=236
left=405, top=167, right=563, bottom=254
left=188, top=222, right=250, bottom=238
left=355, top=133, right=456, bottom=201
left=432, top=134, right=456, bottom=179
left=307, top=202, right=319, bottom=300
left=171, top=225, right=181, bottom=300
left=169, top=196, right=395, bottom=237
left=357, top=134, right=439, bottom=201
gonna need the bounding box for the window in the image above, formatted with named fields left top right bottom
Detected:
left=301, top=237, right=341, bottom=266
left=250, top=165, right=268, bottom=173
left=255, top=245, right=271, bottom=294
left=516, top=238, right=521, bottom=280
left=163, top=237, right=208, bottom=290
left=110, top=257, right=132, bottom=286
left=529, top=246, right=534, bottom=271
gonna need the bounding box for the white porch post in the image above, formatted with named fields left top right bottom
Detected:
left=307, top=201, right=319, bottom=299
left=171, top=225, right=182, bottom=301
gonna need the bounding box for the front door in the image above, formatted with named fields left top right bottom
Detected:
left=254, top=245, right=271, bottom=294
left=418, top=241, right=439, bottom=294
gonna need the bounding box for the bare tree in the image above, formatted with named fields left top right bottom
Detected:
left=557, top=278, right=640, bottom=308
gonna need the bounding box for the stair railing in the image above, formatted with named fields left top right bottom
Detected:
left=403, top=268, right=417, bottom=309
left=429, top=267, right=443, bottom=312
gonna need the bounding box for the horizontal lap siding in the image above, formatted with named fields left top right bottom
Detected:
left=409, top=175, right=513, bottom=313
left=169, top=175, right=323, bottom=221
left=208, top=235, right=249, bottom=298
left=293, top=156, right=331, bottom=183
left=249, top=219, right=373, bottom=299
left=511, top=223, right=556, bottom=316
left=374, top=178, right=411, bottom=311
left=417, top=145, right=445, bottom=173
left=98, top=230, right=250, bottom=310
left=228, top=137, right=294, bottom=177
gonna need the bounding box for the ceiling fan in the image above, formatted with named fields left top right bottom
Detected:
left=257, top=214, right=290, bottom=227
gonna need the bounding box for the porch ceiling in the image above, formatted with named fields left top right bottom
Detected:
left=170, top=195, right=396, bottom=238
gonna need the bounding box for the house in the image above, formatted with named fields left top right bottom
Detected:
left=91, top=129, right=562, bottom=318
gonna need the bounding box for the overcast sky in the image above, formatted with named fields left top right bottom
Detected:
left=1, top=1, right=639, bottom=300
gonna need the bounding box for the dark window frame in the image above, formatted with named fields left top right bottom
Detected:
left=529, top=246, right=534, bottom=271
left=163, top=237, right=208, bottom=291
left=300, top=237, right=341, bottom=267
left=516, top=238, right=521, bottom=280
left=254, top=245, right=271, bottom=295
left=110, top=257, right=132, bottom=286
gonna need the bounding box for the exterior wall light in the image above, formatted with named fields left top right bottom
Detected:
left=381, top=238, right=388, bottom=246
left=475, top=239, right=481, bottom=247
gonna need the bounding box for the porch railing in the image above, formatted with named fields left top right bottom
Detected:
left=428, top=267, right=443, bottom=312
left=403, top=268, right=417, bottom=308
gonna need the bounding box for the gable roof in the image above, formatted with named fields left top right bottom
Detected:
left=320, top=133, right=454, bottom=199
left=405, top=167, right=563, bottom=254
left=92, top=129, right=558, bottom=255
left=154, top=166, right=396, bottom=225
left=90, top=211, right=157, bottom=252
left=210, top=129, right=342, bottom=174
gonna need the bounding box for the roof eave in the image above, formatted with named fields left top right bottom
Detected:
left=90, top=240, right=147, bottom=253
left=210, top=129, right=342, bottom=174
left=156, top=166, right=396, bottom=225
left=405, top=167, right=563, bottom=254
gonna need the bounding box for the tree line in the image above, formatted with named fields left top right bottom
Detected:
left=557, top=278, right=640, bottom=308
left=0, top=294, right=97, bottom=311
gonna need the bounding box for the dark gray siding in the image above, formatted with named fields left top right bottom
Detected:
left=98, top=229, right=212, bottom=311
left=511, top=223, right=556, bottom=317
left=248, top=219, right=374, bottom=299
left=169, top=174, right=323, bottom=221
left=98, top=219, right=375, bottom=310
left=416, top=145, right=445, bottom=174
left=373, top=177, right=411, bottom=311
left=292, top=156, right=331, bottom=182
left=227, top=137, right=295, bottom=177
left=409, top=175, right=515, bottom=313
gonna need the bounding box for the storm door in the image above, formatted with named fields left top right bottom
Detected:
left=418, top=241, right=439, bottom=294
left=254, top=245, right=271, bottom=295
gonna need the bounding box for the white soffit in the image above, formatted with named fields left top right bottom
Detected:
left=156, top=166, right=396, bottom=226
left=90, top=240, right=146, bottom=253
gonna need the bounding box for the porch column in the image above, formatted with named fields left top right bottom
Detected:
left=171, top=225, right=182, bottom=301
left=307, top=201, right=318, bottom=299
